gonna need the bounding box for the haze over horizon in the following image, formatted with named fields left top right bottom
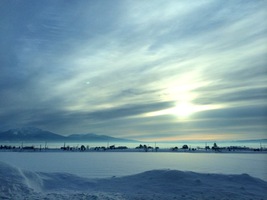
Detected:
left=0, top=1, right=266, bottom=142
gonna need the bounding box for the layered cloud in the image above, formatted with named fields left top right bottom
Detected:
left=0, top=0, right=266, bottom=140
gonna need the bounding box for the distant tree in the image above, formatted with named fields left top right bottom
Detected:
left=212, top=143, right=219, bottom=151
left=81, top=145, right=86, bottom=151
left=143, top=145, right=148, bottom=152
left=182, top=145, right=189, bottom=150
left=171, top=147, right=178, bottom=151
left=117, top=146, right=128, bottom=149
left=135, top=144, right=144, bottom=150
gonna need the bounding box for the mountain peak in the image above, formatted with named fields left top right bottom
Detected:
left=9, top=127, right=43, bottom=134
left=0, top=127, right=64, bottom=142
left=0, top=127, right=138, bottom=143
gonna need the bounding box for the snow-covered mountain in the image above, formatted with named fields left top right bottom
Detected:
left=0, top=127, right=137, bottom=142
left=67, top=133, right=135, bottom=142
left=0, top=127, right=65, bottom=142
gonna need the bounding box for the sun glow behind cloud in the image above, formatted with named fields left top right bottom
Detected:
left=144, top=102, right=223, bottom=119
left=144, top=70, right=224, bottom=119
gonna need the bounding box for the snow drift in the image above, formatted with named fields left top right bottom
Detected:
left=1, top=161, right=266, bottom=200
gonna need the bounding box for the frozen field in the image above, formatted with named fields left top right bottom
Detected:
left=0, top=152, right=266, bottom=181
left=1, top=160, right=267, bottom=200
left=1, top=152, right=267, bottom=199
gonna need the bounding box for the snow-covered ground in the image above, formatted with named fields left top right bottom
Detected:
left=1, top=152, right=267, bottom=181
left=1, top=161, right=267, bottom=200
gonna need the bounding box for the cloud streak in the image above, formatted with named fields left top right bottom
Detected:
left=0, top=0, right=266, bottom=141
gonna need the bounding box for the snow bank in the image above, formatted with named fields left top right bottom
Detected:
left=1, top=161, right=266, bottom=200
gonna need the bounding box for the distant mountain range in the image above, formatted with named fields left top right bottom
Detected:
left=0, top=127, right=138, bottom=143
left=1, top=127, right=266, bottom=144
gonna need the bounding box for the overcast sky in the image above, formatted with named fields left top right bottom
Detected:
left=0, top=0, right=266, bottom=141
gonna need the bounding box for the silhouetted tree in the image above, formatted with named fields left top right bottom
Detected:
left=171, top=147, right=178, bottom=151
left=155, top=147, right=159, bottom=152
left=212, top=143, right=219, bottom=151
left=81, top=145, right=86, bottom=151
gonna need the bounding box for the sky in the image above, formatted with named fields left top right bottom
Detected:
left=0, top=0, right=266, bottom=141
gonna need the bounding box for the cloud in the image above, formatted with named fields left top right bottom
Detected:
left=0, top=1, right=266, bottom=140
left=193, top=87, right=267, bottom=106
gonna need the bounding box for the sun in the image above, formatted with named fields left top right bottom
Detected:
left=143, top=102, right=222, bottom=119
left=171, top=102, right=196, bottom=118
left=144, top=102, right=198, bottom=119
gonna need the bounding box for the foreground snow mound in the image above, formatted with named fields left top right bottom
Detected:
left=1, top=161, right=267, bottom=200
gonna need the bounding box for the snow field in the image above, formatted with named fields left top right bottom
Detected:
left=1, top=161, right=267, bottom=200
